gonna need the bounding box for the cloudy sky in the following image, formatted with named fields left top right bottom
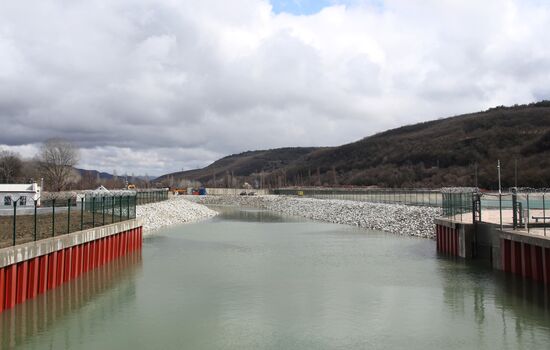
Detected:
left=1, top=0, right=549, bottom=176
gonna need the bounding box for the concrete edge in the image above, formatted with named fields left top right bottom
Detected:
left=0, top=218, right=142, bottom=268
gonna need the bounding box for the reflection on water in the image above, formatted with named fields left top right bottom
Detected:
left=438, top=256, right=550, bottom=348
left=211, top=206, right=303, bottom=223
left=0, top=252, right=142, bottom=349
left=2, top=208, right=550, bottom=349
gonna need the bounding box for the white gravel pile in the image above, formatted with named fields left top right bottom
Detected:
left=136, top=196, right=218, bottom=234
left=188, top=195, right=441, bottom=238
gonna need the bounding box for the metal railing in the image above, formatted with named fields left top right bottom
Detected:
left=0, top=194, right=137, bottom=248
left=272, top=188, right=443, bottom=207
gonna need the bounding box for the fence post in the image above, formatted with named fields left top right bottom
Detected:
left=92, top=197, right=96, bottom=228
left=119, top=196, right=122, bottom=221
left=499, top=194, right=503, bottom=231
left=527, top=194, right=530, bottom=234
left=12, top=200, right=17, bottom=246
left=127, top=196, right=130, bottom=220
left=102, top=196, right=105, bottom=226
left=34, top=199, right=37, bottom=241
left=67, top=198, right=71, bottom=234
left=81, top=197, right=84, bottom=231
left=112, top=196, right=115, bottom=223
left=544, top=193, right=546, bottom=237
left=52, top=199, right=56, bottom=237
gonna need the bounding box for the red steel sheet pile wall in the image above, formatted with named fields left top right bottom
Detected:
left=435, top=224, right=459, bottom=257
left=501, top=238, right=550, bottom=285
left=0, top=227, right=142, bottom=313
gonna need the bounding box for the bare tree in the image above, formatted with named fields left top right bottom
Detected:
left=37, top=139, right=80, bottom=191
left=0, top=150, right=23, bottom=183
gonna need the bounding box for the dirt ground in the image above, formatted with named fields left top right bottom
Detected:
left=0, top=211, right=128, bottom=249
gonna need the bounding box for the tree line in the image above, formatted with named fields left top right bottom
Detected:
left=0, top=139, right=145, bottom=191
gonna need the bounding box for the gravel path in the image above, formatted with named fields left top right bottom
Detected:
left=137, top=196, right=218, bottom=234
left=188, top=195, right=441, bottom=238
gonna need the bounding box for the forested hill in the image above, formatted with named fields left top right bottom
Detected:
left=157, top=147, right=322, bottom=187
left=157, top=101, right=550, bottom=189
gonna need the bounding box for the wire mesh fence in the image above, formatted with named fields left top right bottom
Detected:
left=438, top=188, right=550, bottom=237
left=0, top=194, right=137, bottom=249
left=135, top=189, right=169, bottom=205
left=441, top=191, right=476, bottom=222
left=272, top=188, right=443, bottom=207
left=479, top=192, right=550, bottom=236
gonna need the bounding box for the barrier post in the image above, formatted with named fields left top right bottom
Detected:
left=527, top=194, right=530, bottom=234
left=34, top=199, right=38, bottom=241
left=92, top=197, right=96, bottom=228
left=67, top=198, right=71, bottom=234
left=544, top=193, right=546, bottom=237
left=52, top=199, right=56, bottom=237
left=499, top=194, right=503, bottom=231
left=81, top=197, right=84, bottom=230
left=12, top=200, right=17, bottom=246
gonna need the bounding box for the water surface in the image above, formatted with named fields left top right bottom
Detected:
left=2, top=207, right=549, bottom=349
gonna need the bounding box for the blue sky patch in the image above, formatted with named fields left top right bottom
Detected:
left=270, top=0, right=343, bottom=15
left=270, top=0, right=384, bottom=15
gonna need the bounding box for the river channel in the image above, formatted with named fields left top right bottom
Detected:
left=1, top=207, right=549, bottom=349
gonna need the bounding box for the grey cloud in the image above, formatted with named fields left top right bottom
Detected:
left=1, top=0, right=550, bottom=175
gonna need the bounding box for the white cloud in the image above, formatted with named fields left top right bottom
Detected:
left=0, top=0, right=549, bottom=176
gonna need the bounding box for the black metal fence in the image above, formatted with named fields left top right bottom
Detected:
left=442, top=192, right=475, bottom=219
left=479, top=192, right=550, bottom=235
left=0, top=194, right=137, bottom=248
left=135, top=189, right=169, bottom=205
left=273, top=188, right=443, bottom=207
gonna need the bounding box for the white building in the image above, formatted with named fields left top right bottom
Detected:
left=0, top=183, right=41, bottom=207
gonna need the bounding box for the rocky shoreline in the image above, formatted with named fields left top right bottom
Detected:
left=136, top=196, right=218, bottom=234
left=187, top=195, right=441, bottom=238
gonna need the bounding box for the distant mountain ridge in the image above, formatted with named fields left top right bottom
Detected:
left=75, top=168, right=114, bottom=181
left=157, top=101, right=550, bottom=189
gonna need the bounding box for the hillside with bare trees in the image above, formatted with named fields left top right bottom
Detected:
left=157, top=101, right=550, bottom=189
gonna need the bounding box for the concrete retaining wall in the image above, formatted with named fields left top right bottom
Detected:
left=0, top=219, right=143, bottom=313
left=435, top=217, right=550, bottom=286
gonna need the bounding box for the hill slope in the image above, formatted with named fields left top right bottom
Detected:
left=157, top=101, right=550, bottom=189
left=157, top=147, right=321, bottom=187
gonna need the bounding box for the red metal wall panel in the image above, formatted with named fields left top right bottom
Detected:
left=15, top=261, right=29, bottom=304
left=27, top=258, right=39, bottom=300
left=4, top=264, right=17, bottom=310
left=0, top=267, right=5, bottom=313
left=1, top=226, right=143, bottom=314
left=47, top=251, right=58, bottom=290
left=38, top=255, right=48, bottom=294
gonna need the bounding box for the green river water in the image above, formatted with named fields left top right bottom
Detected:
left=1, top=207, right=549, bottom=349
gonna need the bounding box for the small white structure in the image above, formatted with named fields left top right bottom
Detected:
left=0, top=183, right=41, bottom=207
